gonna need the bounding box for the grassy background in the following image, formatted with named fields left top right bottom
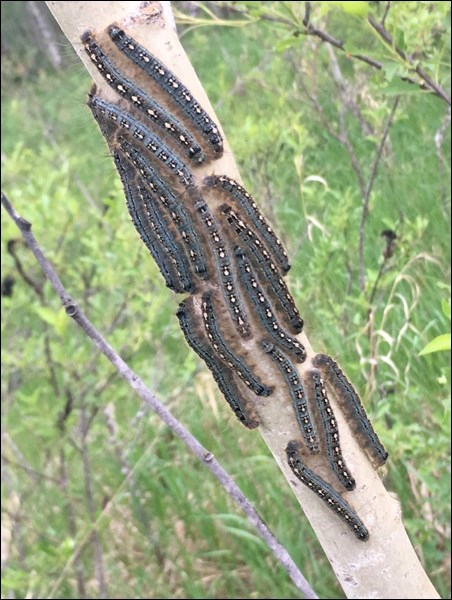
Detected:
left=1, top=2, right=450, bottom=599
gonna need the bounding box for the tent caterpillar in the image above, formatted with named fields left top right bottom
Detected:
left=107, top=25, right=224, bottom=158
left=194, top=199, right=251, bottom=338
left=235, top=247, right=306, bottom=362
left=286, top=441, right=369, bottom=541
left=202, top=291, right=272, bottom=397
left=204, top=175, right=290, bottom=274
left=81, top=31, right=204, bottom=163
left=220, top=204, right=303, bottom=334
left=88, top=93, right=194, bottom=188
left=118, top=138, right=208, bottom=279
left=312, top=354, right=388, bottom=467
left=262, top=341, right=318, bottom=453
left=113, top=150, right=194, bottom=293
left=177, top=298, right=260, bottom=429
left=305, top=369, right=356, bottom=491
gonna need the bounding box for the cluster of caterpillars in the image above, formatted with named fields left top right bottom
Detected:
left=83, top=25, right=388, bottom=542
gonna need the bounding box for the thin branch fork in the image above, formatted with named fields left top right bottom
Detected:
left=301, top=2, right=450, bottom=105
left=1, top=191, right=318, bottom=600
left=367, top=15, right=451, bottom=106
left=358, top=96, right=400, bottom=292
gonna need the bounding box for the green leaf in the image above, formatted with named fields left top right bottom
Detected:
left=34, top=306, right=68, bottom=337
left=381, top=79, right=424, bottom=96
left=419, top=334, right=451, bottom=356
left=275, top=35, right=300, bottom=53
left=338, top=1, right=369, bottom=16
left=1, top=568, right=30, bottom=590
left=35, top=306, right=59, bottom=326
left=221, top=526, right=267, bottom=549
left=394, top=28, right=407, bottom=52
left=381, top=60, right=404, bottom=82
left=319, top=1, right=369, bottom=17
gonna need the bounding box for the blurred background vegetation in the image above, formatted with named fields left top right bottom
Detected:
left=1, top=1, right=450, bottom=598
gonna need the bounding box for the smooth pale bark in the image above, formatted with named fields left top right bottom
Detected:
left=46, top=2, right=440, bottom=598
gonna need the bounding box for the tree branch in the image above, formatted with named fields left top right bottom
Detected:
left=327, top=44, right=375, bottom=138
left=358, top=96, right=400, bottom=292
left=26, top=0, right=63, bottom=70
left=295, top=57, right=367, bottom=196
left=380, top=1, right=391, bottom=27
left=6, top=239, right=44, bottom=299
left=300, top=2, right=449, bottom=104
left=59, top=448, right=87, bottom=599
left=1, top=190, right=318, bottom=600
left=367, top=15, right=451, bottom=106
left=80, top=403, right=107, bottom=599
left=1, top=455, right=61, bottom=485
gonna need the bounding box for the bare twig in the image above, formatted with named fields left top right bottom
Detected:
left=358, top=96, right=400, bottom=292
left=303, top=1, right=311, bottom=27
left=1, top=456, right=61, bottom=484
left=59, top=448, right=88, bottom=599
left=44, top=336, right=60, bottom=398
left=102, top=403, right=154, bottom=541
left=367, top=226, right=399, bottom=309
left=26, top=0, right=63, bottom=70
left=2, top=488, right=27, bottom=570
left=80, top=403, right=107, bottom=599
left=368, top=253, right=391, bottom=309
left=102, top=404, right=131, bottom=478
left=296, top=46, right=399, bottom=295
left=106, top=250, right=143, bottom=333
left=6, top=239, right=44, bottom=299
left=260, top=12, right=295, bottom=28
left=327, top=45, right=374, bottom=138
left=1, top=191, right=318, bottom=600
left=22, top=235, right=87, bottom=600
left=300, top=5, right=384, bottom=71
left=381, top=1, right=391, bottom=27
left=293, top=51, right=369, bottom=200
left=366, top=231, right=398, bottom=392
left=338, top=104, right=367, bottom=197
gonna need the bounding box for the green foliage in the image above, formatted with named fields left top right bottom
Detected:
left=420, top=294, right=451, bottom=355
left=1, top=1, right=450, bottom=599
left=319, top=1, right=370, bottom=18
